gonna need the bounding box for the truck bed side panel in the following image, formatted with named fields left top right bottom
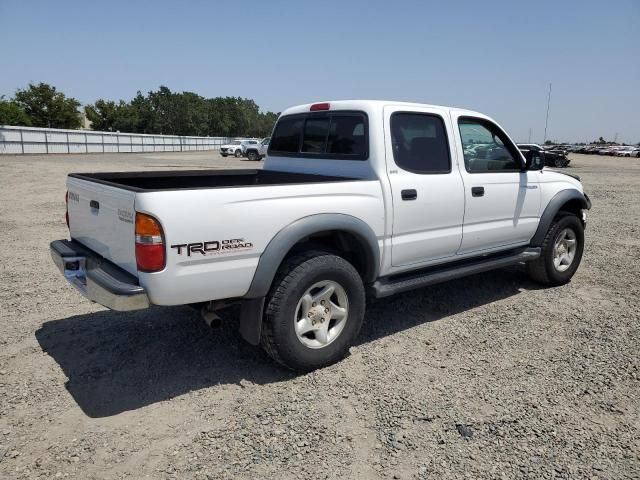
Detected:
left=135, top=181, right=385, bottom=305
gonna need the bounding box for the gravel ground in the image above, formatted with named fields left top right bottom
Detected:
left=0, top=152, right=638, bottom=479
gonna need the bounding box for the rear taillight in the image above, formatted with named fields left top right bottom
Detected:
left=65, top=191, right=69, bottom=229
left=135, top=212, right=165, bottom=272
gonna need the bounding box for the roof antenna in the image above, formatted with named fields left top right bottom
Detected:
left=543, top=83, right=552, bottom=144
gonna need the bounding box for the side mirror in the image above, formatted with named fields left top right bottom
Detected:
left=524, top=150, right=544, bottom=170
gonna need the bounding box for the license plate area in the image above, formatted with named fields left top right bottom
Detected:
left=63, top=256, right=87, bottom=291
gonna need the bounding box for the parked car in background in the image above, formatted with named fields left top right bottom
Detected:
left=615, top=147, right=640, bottom=157
left=220, top=140, right=259, bottom=158
left=244, top=137, right=270, bottom=161
left=517, top=144, right=570, bottom=168
left=240, top=140, right=259, bottom=155
left=220, top=140, right=244, bottom=157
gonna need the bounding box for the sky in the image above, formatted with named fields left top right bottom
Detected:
left=1, top=0, right=638, bottom=143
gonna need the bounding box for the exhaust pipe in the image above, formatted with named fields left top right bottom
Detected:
left=200, top=303, right=223, bottom=328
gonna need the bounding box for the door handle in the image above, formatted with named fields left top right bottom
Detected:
left=471, top=186, right=485, bottom=197
left=401, top=189, right=417, bottom=201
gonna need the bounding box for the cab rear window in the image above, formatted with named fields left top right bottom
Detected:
left=269, top=111, right=368, bottom=160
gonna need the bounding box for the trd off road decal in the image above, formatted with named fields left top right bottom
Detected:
left=171, top=238, right=253, bottom=256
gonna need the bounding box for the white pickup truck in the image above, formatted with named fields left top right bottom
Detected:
left=244, top=137, right=270, bottom=161
left=51, top=100, right=591, bottom=371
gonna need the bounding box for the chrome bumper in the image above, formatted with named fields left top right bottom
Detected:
left=50, top=240, right=149, bottom=311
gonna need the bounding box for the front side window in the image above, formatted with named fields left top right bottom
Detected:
left=269, top=112, right=368, bottom=159
left=458, top=118, right=521, bottom=172
left=390, top=113, right=451, bottom=174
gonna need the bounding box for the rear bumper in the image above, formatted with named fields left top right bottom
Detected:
left=50, top=239, right=149, bottom=311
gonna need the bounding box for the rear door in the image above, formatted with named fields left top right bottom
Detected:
left=385, top=106, right=465, bottom=266
left=67, top=176, right=138, bottom=275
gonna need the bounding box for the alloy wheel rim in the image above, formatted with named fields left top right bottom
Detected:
left=294, top=280, right=349, bottom=349
left=553, top=228, right=577, bottom=272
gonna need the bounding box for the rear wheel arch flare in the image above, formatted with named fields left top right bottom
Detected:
left=245, top=214, right=380, bottom=299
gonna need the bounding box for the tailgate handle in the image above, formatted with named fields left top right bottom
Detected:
left=90, top=200, right=100, bottom=210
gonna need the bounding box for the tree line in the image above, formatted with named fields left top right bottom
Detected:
left=0, top=83, right=278, bottom=137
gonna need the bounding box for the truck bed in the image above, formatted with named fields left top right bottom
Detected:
left=69, top=169, right=361, bottom=192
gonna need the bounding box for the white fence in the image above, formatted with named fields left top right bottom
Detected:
left=0, top=125, right=232, bottom=155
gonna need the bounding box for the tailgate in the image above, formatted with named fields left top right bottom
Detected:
left=67, top=176, right=138, bottom=276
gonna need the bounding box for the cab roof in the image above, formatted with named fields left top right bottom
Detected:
left=280, top=100, right=486, bottom=119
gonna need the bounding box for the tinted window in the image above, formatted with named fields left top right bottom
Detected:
left=269, top=111, right=368, bottom=159
left=458, top=118, right=521, bottom=172
left=327, top=115, right=366, bottom=155
left=302, top=116, right=330, bottom=153
left=270, top=116, right=303, bottom=153
left=390, top=113, right=451, bottom=173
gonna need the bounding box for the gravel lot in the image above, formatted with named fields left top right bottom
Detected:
left=0, top=152, right=638, bottom=479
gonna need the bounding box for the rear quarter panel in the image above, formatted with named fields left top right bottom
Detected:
left=135, top=181, right=385, bottom=305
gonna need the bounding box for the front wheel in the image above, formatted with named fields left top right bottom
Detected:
left=261, top=250, right=365, bottom=372
left=527, top=213, right=584, bottom=286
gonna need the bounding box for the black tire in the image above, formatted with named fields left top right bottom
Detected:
left=234, top=149, right=242, bottom=158
left=527, top=213, right=584, bottom=286
left=261, top=250, right=365, bottom=372
left=247, top=150, right=259, bottom=161
left=221, top=154, right=228, bottom=157
left=554, top=156, right=564, bottom=168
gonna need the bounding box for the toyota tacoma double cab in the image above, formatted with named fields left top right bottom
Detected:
left=51, top=100, right=591, bottom=371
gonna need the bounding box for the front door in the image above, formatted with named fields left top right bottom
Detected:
left=453, top=115, right=541, bottom=254
left=385, top=106, right=465, bottom=267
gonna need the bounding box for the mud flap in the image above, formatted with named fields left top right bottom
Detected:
left=239, top=297, right=265, bottom=345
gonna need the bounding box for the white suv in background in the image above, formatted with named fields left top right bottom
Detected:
left=220, top=140, right=259, bottom=157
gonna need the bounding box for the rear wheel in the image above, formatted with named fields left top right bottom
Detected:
left=247, top=150, right=259, bottom=161
left=527, top=213, right=584, bottom=286
left=261, top=250, right=365, bottom=372
left=234, top=149, right=242, bottom=158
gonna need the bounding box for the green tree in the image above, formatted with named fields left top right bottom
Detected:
left=0, top=96, right=31, bottom=126
left=85, top=86, right=279, bottom=137
left=14, top=83, right=81, bottom=129
left=84, top=99, right=119, bottom=131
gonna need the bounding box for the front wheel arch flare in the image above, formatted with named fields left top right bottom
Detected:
left=530, top=190, right=590, bottom=247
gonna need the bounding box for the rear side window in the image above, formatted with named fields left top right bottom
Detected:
left=269, top=111, right=368, bottom=160
left=390, top=113, right=451, bottom=174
